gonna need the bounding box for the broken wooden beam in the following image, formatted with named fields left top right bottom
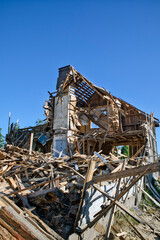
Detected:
left=63, top=164, right=146, bottom=224
left=105, top=160, right=126, bottom=239
left=92, top=161, right=160, bottom=183
left=130, top=145, right=145, bottom=160
left=81, top=169, right=148, bottom=233
left=120, top=212, right=146, bottom=240
left=74, top=158, right=96, bottom=229
left=29, top=132, right=34, bottom=155
left=3, top=174, right=71, bottom=197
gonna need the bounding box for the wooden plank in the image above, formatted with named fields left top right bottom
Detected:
left=50, top=164, right=54, bottom=189
left=94, top=151, right=114, bottom=171
left=74, top=159, right=96, bottom=229
left=121, top=212, right=146, bottom=240
left=63, top=165, right=85, bottom=179
left=111, top=163, right=123, bottom=173
left=6, top=177, right=17, bottom=189
left=29, top=132, right=34, bottom=155
left=111, top=226, right=125, bottom=240
left=94, top=222, right=106, bottom=235
left=91, top=141, right=97, bottom=155
left=24, top=208, right=63, bottom=240
left=63, top=164, right=144, bottom=224
left=139, top=216, right=160, bottom=236
left=92, top=161, right=160, bottom=183
left=130, top=145, right=145, bottom=160
left=81, top=170, right=148, bottom=233
left=0, top=217, right=23, bottom=240
left=27, top=188, right=55, bottom=199
left=83, top=139, right=85, bottom=154
left=0, top=151, right=6, bottom=160
left=15, top=174, right=23, bottom=191
left=110, top=153, right=119, bottom=161
left=105, top=160, right=126, bottom=239
left=4, top=174, right=71, bottom=197
left=138, top=186, right=160, bottom=207
left=71, top=163, right=159, bottom=236
left=0, top=197, right=61, bottom=240
left=115, top=201, right=143, bottom=224
left=11, top=175, right=31, bottom=208
left=86, top=159, right=96, bottom=182
left=25, top=168, right=29, bottom=179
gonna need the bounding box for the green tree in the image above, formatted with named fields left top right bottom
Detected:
left=121, top=145, right=129, bottom=157
left=35, top=119, right=44, bottom=126
left=0, top=128, right=5, bottom=148
left=35, top=119, right=46, bottom=126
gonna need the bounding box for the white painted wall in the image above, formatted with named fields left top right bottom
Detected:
left=53, top=93, right=69, bottom=130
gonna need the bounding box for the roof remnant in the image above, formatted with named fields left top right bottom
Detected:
left=2, top=66, right=160, bottom=239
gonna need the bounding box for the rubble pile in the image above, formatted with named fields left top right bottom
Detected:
left=1, top=66, right=160, bottom=239
left=0, top=145, right=124, bottom=237
left=0, top=145, right=84, bottom=237
left=0, top=145, right=160, bottom=239
left=28, top=188, right=80, bottom=238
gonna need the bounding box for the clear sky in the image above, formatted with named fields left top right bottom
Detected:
left=0, top=0, right=160, bottom=152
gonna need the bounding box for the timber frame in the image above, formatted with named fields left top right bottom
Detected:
left=3, top=65, right=160, bottom=240
left=44, top=65, right=159, bottom=161
left=6, top=65, right=159, bottom=161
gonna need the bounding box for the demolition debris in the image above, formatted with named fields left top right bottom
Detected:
left=0, top=65, right=160, bottom=240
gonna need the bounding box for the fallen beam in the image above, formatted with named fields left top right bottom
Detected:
left=64, top=165, right=146, bottom=224
left=120, top=212, right=146, bottom=240
left=92, top=161, right=160, bottom=183
left=3, top=174, right=71, bottom=197
left=138, top=186, right=160, bottom=207
left=81, top=170, right=148, bottom=233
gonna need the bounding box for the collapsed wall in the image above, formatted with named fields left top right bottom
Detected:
left=46, top=65, right=159, bottom=161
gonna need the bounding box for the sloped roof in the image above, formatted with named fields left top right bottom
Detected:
left=61, top=65, right=159, bottom=125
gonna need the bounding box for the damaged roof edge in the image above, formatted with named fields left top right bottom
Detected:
left=59, top=65, right=159, bottom=124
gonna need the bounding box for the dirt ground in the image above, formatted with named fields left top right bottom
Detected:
left=110, top=201, right=160, bottom=240
left=95, top=196, right=160, bottom=240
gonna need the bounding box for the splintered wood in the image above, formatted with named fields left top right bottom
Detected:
left=0, top=144, right=159, bottom=239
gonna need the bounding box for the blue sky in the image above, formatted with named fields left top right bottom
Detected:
left=0, top=0, right=160, bottom=152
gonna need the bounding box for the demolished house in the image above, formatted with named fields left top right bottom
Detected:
left=1, top=65, right=160, bottom=240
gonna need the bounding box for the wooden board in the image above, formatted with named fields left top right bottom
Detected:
left=92, top=162, right=160, bottom=183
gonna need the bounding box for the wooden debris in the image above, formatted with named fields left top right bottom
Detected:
left=74, top=158, right=96, bottom=229
left=29, top=132, right=34, bottom=155
left=81, top=170, right=148, bottom=233
left=0, top=151, right=6, bottom=160
left=120, top=212, right=146, bottom=240
left=105, top=160, right=126, bottom=239
left=138, top=186, right=160, bottom=207
left=0, top=144, right=159, bottom=239
left=92, top=161, right=160, bottom=183
left=130, top=145, right=145, bottom=160
left=111, top=226, right=126, bottom=240
left=116, top=232, right=127, bottom=237
left=2, top=65, right=160, bottom=239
